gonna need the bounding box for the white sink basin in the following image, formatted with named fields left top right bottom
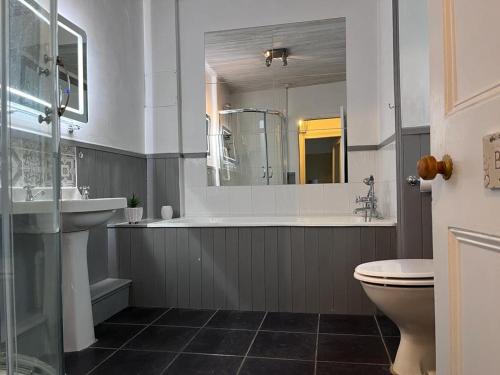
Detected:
left=61, top=198, right=126, bottom=232
left=13, top=197, right=126, bottom=233
left=12, top=188, right=127, bottom=352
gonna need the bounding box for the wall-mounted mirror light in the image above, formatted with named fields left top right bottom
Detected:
left=9, top=0, right=88, bottom=123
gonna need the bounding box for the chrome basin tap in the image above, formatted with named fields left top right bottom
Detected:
left=23, top=185, right=46, bottom=201
left=79, top=186, right=90, bottom=200
left=353, top=175, right=382, bottom=222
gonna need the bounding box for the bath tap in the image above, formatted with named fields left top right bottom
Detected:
left=353, top=175, right=382, bottom=222
left=24, top=185, right=45, bottom=201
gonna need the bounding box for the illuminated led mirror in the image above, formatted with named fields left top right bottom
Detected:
left=10, top=0, right=88, bottom=123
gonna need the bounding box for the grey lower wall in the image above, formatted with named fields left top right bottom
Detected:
left=399, top=127, right=433, bottom=259
left=108, top=226, right=397, bottom=315
left=147, top=157, right=181, bottom=219
left=75, top=145, right=148, bottom=284
left=72, top=142, right=183, bottom=284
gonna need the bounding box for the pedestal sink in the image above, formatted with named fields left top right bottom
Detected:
left=13, top=188, right=127, bottom=352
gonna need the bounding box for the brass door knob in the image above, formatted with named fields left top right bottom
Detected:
left=417, top=154, right=453, bottom=180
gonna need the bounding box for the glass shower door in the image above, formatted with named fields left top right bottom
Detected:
left=219, top=111, right=268, bottom=186
left=1, top=0, right=63, bottom=374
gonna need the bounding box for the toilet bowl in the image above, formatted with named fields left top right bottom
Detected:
left=354, top=259, right=435, bottom=375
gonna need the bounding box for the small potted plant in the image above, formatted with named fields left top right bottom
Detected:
left=125, top=193, right=143, bottom=224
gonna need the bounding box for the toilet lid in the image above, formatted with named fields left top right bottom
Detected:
left=355, top=259, right=434, bottom=279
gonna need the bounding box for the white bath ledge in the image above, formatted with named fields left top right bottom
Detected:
left=108, top=216, right=396, bottom=228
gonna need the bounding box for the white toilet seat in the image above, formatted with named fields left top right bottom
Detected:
left=354, top=259, right=434, bottom=287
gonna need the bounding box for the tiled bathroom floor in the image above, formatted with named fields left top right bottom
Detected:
left=64, top=307, right=400, bottom=375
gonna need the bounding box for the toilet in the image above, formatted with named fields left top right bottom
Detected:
left=354, top=259, right=435, bottom=375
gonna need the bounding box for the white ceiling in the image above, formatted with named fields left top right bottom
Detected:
left=205, top=18, right=346, bottom=93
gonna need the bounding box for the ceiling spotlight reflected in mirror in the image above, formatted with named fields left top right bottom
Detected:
left=264, top=48, right=289, bottom=67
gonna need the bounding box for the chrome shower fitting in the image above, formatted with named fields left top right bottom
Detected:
left=354, top=175, right=382, bottom=222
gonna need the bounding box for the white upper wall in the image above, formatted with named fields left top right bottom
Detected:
left=377, top=0, right=395, bottom=142
left=179, top=0, right=381, bottom=153
left=399, top=0, right=430, bottom=128
left=143, top=0, right=179, bottom=154
left=59, top=0, right=145, bottom=153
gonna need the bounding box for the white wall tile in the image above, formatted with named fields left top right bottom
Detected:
left=149, top=0, right=177, bottom=73
left=348, top=150, right=377, bottom=183
left=298, top=184, right=325, bottom=216
left=275, top=185, right=299, bottom=216
left=376, top=141, right=396, bottom=182
left=206, top=187, right=230, bottom=216
left=184, top=187, right=207, bottom=216
left=228, top=186, right=252, bottom=216
left=151, top=106, right=179, bottom=153
left=184, top=158, right=207, bottom=187
left=323, top=184, right=351, bottom=215
left=251, top=186, right=276, bottom=216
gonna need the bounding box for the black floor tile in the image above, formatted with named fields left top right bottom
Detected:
left=249, top=331, right=316, bottom=361
left=260, top=312, right=318, bottom=333
left=317, top=334, right=389, bottom=364
left=164, top=353, right=242, bottom=375
left=106, top=307, right=167, bottom=325
left=316, top=362, right=392, bottom=375
left=376, top=316, right=400, bottom=337
left=91, top=324, right=144, bottom=349
left=64, top=348, right=113, bottom=375
left=240, top=357, right=315, bottom=375
left=154, top=308, right=215, bottom=327
left=184, top=328, right=255, bottom=356
left=206, top=310, right=265, bottom=330
left=384, top=336, right=400, bottom=362
left=125, top=326, right=198, bottom=352
left=319, top=314, right=379, bottom=335
left=90, top=350, right=176, bottom=375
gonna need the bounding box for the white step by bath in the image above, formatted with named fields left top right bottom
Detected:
left=90, top=278, right=131, bottom=325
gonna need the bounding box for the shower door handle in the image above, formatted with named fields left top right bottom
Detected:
left=38, top=107, right=52, bottom=124
left=261, top=166, right=267, bottom=178
left=37, top=55, right=71, bottom=124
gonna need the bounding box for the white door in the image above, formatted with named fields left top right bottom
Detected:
left=428, top=0, right=500, bottom=373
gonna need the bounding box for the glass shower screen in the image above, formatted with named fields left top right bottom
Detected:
left=1, top=0, right=63, bottom=374
left=216, top=109, right=287, bottom=186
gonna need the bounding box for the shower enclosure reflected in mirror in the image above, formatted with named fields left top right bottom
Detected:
left=205, top=18, right=349, bottom=186
left=9, top=0, right=88, bottom=123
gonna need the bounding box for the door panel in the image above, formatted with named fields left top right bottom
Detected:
left=452, top=0, right=500, bottom=105
left=429, top=0, right=500, bottom=373
left=443, top=0, right=500, bottom=114
left=448, top=229, right=500, bottom=375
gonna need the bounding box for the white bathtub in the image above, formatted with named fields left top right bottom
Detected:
left=112, top=215, right=396, bottom=228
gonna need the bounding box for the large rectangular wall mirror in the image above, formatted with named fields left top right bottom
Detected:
left=205, top=18, right=348, bottom=186
left=9, top=0, right=88, bottom=123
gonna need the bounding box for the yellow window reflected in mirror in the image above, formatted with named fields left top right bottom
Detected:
left=299, top=118, right=343, bottom=184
